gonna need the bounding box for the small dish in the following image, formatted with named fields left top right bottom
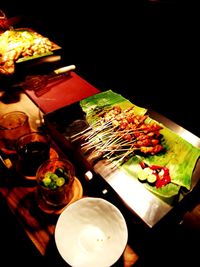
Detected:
left=55, top=197, right=128, bottom=267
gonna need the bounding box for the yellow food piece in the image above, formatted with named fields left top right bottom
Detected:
left=0, top=29, right=55, bottom=75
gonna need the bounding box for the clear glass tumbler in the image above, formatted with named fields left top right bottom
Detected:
left=36, top=158, right=75, bottom=208
left=15, top=131, right=51, bottom=177
left=0, top=111, right=31, bottom=150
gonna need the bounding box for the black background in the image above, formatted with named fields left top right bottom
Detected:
left=1, top=1, right=198, bottom=111
left=3, top=0, right=197, bottom=136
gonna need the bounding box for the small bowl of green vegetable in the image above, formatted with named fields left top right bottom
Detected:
left=36, top=158, right=75, bottom=208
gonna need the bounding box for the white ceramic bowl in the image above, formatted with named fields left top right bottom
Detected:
left=55, top=197, right=128, bottom=267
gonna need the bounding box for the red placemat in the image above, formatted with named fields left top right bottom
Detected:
left=24, top=72, right=100, bottom=114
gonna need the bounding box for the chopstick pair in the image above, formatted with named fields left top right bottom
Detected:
left=12, top=65, right=76, bottom=97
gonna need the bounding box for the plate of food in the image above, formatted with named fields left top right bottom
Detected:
left=0, top=28, right=61, bottom=75
left=78, top=90, right=200, bottom=198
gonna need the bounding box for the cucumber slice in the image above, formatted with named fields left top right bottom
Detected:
left=147, top=174, right=157, bottom=184
left=138, top=169, right=147, bottom=182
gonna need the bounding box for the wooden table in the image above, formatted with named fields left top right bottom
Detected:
left=0, top=75, right=139, bottom=266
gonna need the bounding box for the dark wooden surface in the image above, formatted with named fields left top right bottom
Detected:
left=0, top=86, right=139, bottom=266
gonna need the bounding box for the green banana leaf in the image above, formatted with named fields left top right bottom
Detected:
left=80, top=89, right=147, bottom=123
left=80, top=90, right=200, bottom=199
left=121, top=155, right=181, bottom=199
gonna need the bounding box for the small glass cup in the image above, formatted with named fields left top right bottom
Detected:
left=36, top=158, right=75, bottom=208
left=16, top=131, right=50, bottom=177
left=0, top=111, right=31, bottom=150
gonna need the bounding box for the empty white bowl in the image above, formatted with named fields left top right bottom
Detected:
left=55, top=197, right=128, bottom=267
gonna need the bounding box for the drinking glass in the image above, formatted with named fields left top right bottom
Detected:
left=0, top=111, right=31, bottom=150
left=36, top=158, right=75, bottom=208
left=16, top=131, right=50, bottom=177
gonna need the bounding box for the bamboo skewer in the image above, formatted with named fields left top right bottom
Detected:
left=69, top=106, right=163, bottom=166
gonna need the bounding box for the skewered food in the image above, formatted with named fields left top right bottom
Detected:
left=76, top=90, right=200, bottom=197
left=71, top=105, right=165, bottom=166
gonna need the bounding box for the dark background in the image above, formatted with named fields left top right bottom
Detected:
left=1, top=1, right=198, bottom=140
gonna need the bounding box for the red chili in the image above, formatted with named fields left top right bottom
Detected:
left=139, top=161, right=147, bottom=169
left=156, top=174, right=171, bottom=188
left=138, top=162, right=171, bottom=188
left=163, top=175, right=171, bottom=184
left=162, top=166, right=169, bottom=176
left=156, top=179, right=163, bottom=188
left=149, top=164, right=163, bottom=171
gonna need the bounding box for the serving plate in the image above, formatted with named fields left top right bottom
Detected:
left=0, top=28, right=61, bottom=75
left=55, top=197, right=128, bottom=267
left=44, top=90, right=200, bottom=227
left=15, top=28, right=61, bottom=63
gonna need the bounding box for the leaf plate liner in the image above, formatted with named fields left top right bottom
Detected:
left=80, top=90, right=200, bottom=199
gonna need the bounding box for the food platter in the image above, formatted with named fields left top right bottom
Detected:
left=0, top=28, right=61, bottom=75
left=44, top=90, right=200, bottom=227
